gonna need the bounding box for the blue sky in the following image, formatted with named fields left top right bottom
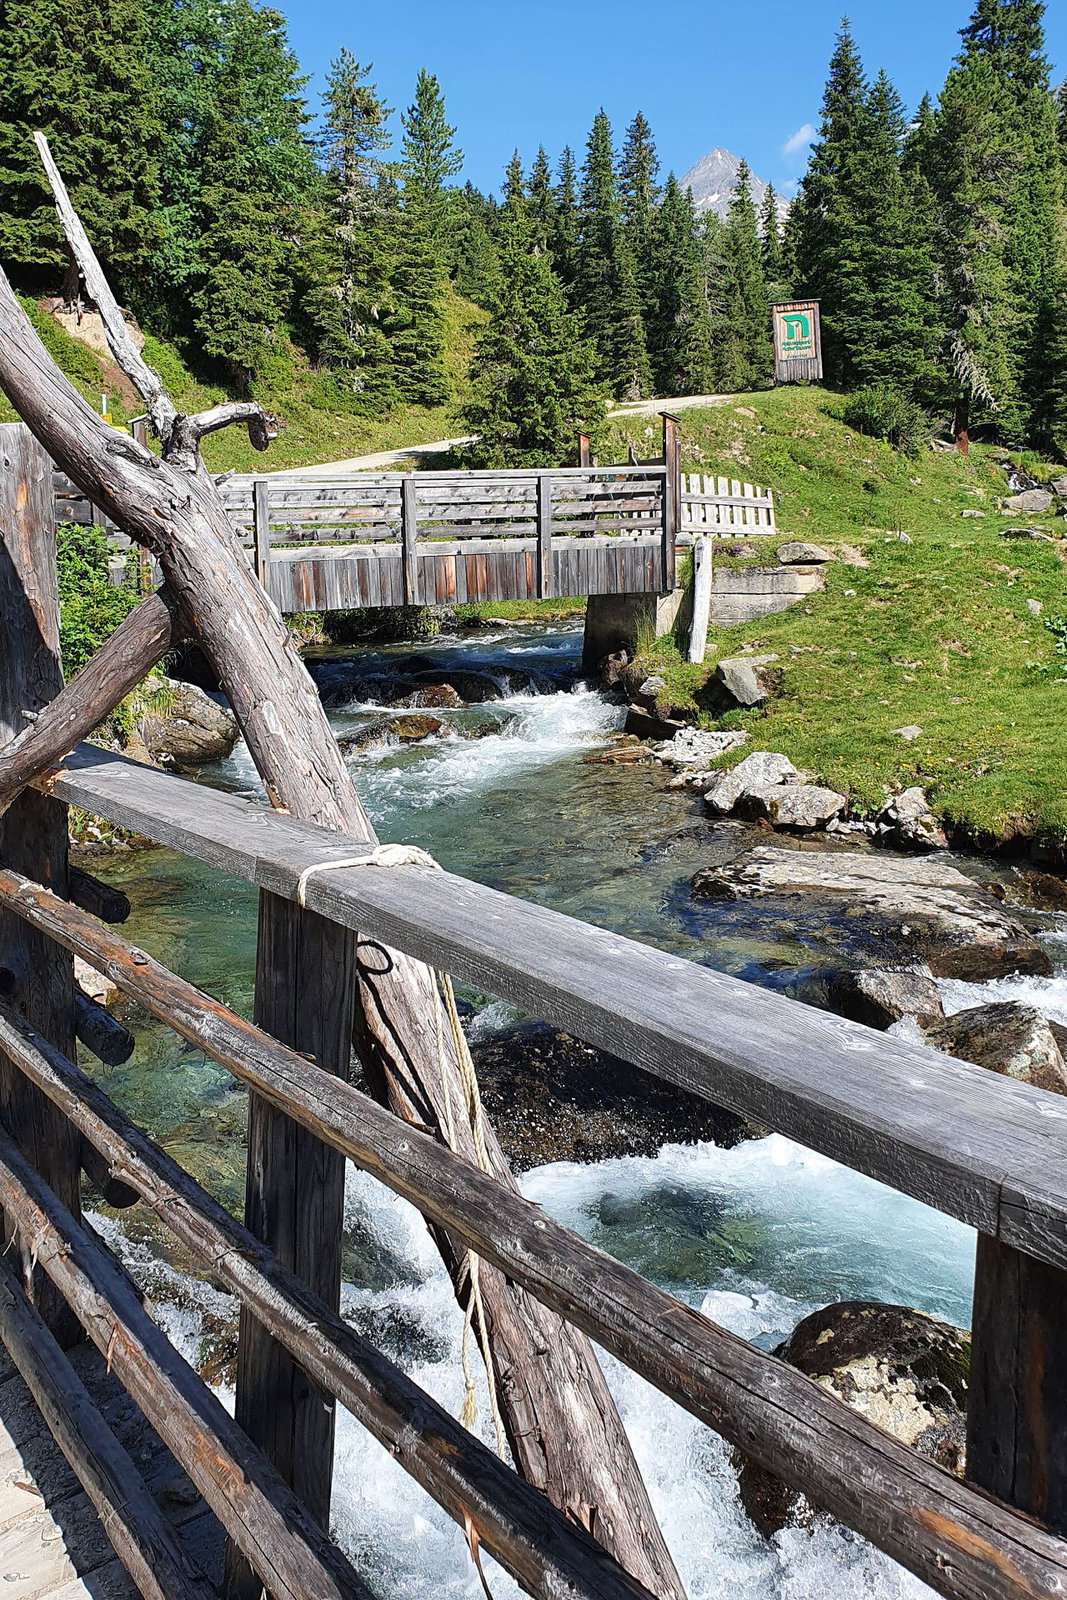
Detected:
left=282, top=1, right=1067, bottom=197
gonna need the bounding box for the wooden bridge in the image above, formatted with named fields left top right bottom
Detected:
left=53, top=419, right=779, bottom=616
left=5, top=420, right=1067, bottom=1600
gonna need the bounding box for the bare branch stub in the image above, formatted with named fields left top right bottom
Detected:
left=169, top=404, right=278, bottom=474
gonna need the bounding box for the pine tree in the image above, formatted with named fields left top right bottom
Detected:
left=759, top=184, right=785, bottom=289
left=0, top=0, right=163, bottom=305
left=607, top=227, right=653, bottom=400
left=649, top=175, right=715, bottom=395
left=401, top=68, right=462, bottom=258
left=959, top=0, right=1049, bottom=91
left=388, top=193, right=449, bottom=406
left=552, top=146, right=580, bottom=287
left=719, top=161, right=773, bottom=390
left=462, top=183, right=602, bottom=466
left=619, top=111, right=660, bottom=314
left=298, top=50, right=396, bottom=414
left=503, top=149, right=525, bottom=207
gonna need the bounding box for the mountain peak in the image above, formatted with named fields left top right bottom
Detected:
left=679, top=148, right=790, bottom=224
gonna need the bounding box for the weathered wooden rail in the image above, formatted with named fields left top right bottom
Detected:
left=680, top=472, right=775, bottom=532
left=5, top=422, right=1067, bottom=1600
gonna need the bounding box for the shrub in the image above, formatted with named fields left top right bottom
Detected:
left=844, top=386, right=930, bottom=456
left=55, top=523, right=139, bottom=679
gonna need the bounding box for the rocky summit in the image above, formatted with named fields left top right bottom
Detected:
left=680, top=147, right=790, bottom=224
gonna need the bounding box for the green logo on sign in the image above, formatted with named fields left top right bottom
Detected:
left=783, top=312, right=810, bottom=343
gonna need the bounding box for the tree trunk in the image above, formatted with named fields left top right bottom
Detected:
left=954, top=393, right=970, bottom=455
left=0, top=273, right=686, bottom=1599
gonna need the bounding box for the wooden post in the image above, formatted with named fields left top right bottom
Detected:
left=577, top=432, right=591, bottom=468
left=253, top=478, right=270, bottom=587
left=661, top=413, right=680, bottom=592
left=688, top=538, right=712, bottom=664
left=537, top=474, right=553, bottom=599
left=401, top=475, right=418, bottom=606
left=0, top=423, right=80, bottom=1343
left=967, top=1233, right=1067, bottom=1532
left=225, top=893, right=359, bottom=1600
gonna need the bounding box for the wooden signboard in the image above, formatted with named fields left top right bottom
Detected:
left=772, top=300, right=823, bottom=383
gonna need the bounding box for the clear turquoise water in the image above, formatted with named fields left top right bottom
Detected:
left=87, top=623, right=1066, bottom=1600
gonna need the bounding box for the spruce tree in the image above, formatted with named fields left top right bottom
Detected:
left=552, top=146, right=580, bottom=287
left=450, top=185, right=503, bottom=309
left=462, top=183, right=602, bottom=466
left=299, top=50, right=396, bottom=413
left=575, top=109, right=652, bottom=396
left=619, top=111, right=660, bottom=315
left=794, top=18, right=870, bottom=385
left=649, top=175, right=715, bottom=395
left=0, top=0, right=163, bottom=305
left=759, top=184, right=785, bottom=290
left=959, top=0, right=1049, bottom=91
left=401, top=68, right=462, bottom=258
left=528, top=145, right=554, bottom=250
left=388, top=194, right=449, bottom=406
left=719, top=161, right=773, bottom=390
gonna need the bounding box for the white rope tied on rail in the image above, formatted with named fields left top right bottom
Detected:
left=293, top=840, right=507, bottom=1455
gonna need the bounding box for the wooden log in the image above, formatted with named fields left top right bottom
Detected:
left=0, top=255, right=684, bottom=1595
left=401, top=475, right=418, bottom=606
left=2, top=881, right=1065, bottom=1600
left=687, top=538, right=712, bottom=664
left=0, top=423, right=80, bottom=1343
left=253, top=479, right=270, bottom=585
left=0, top=1004, right=656, bottom=1600
left=0, top=588, right=175, bottom=820
left=226, top=894, right=358, bottom=1600
left=0, top=1122, right=376, bottom=1600
left=68, top=865, right=130, bottom=924
left=34, top=755, right=1067, bottom=1272
left=967, top=1232, right=1067, bottom=1532
left=0, top=1252, right=215, bottom=1600
left=537, top=474, right=552, bottom=601
left=73, top=988, right=134, bottom=1067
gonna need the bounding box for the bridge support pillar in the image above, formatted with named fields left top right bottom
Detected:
left=582, top=589, right=688, bottom=678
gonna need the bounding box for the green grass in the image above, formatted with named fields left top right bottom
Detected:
left=454, top=597, right=587, bottom=625
left=1, top=291, right=489, bottom=474
left=610, top=388, right=1067, bottom=848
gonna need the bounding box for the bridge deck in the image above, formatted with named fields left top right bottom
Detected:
left=0, top=1342, right=220, bottom=1600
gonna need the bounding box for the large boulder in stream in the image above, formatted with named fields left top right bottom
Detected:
left=828, top=968, right=944, bottom=1031
left=691, top=846, right=1051, bottom=982
left=738, top=1302, right=970, bottom=1537
left=471, top=1023, right=753, bottom=1170
left=137, top=677, right=238, bottom=772
left=925, top=1001, right=1067, bottom=1094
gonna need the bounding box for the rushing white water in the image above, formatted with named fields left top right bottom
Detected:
left=107, top=623, right=1066, bottom=1599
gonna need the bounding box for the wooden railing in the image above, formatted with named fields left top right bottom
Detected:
left=680, top=472, right=776, bottom=532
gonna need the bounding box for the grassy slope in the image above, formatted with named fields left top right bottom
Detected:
left=1, top=292, right=489, bottom=473
left=607, top=388, right=1067, bottom=847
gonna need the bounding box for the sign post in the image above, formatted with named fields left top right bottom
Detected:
left=772, top=300, right=823, bottom=384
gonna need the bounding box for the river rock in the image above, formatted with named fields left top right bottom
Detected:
left=778, top=541, right=831, bottom=564
left=705, top=751, right=798, bottom=814
left=925, top=1002, right=1067, bottom=1094
left=137, top=678, right=238, bottom=772
left=738, top=1302, right=969, bottom=1537
left=734, top=782, right=847, bottom=830
left=388, top=713, right=443, bottom=742
left=714, top=654, right=780, bottom=709
left=877, top=787, right=948, bottom=852
left=390, top=683, right=465, bottom=710
left=827, top=968, right=944, bottom=1030
left=1003, top=488, right=1053, bottom=513
left=655, top=727, right=748, bottom=770
left=471, top=1023, right=751, bottom=1170
left=690, top=846, right=1051, bottom=981
left=408, top=667, right=505, bottom=702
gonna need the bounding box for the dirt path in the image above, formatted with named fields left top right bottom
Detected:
left=277, top=395, right=736, bottom=477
